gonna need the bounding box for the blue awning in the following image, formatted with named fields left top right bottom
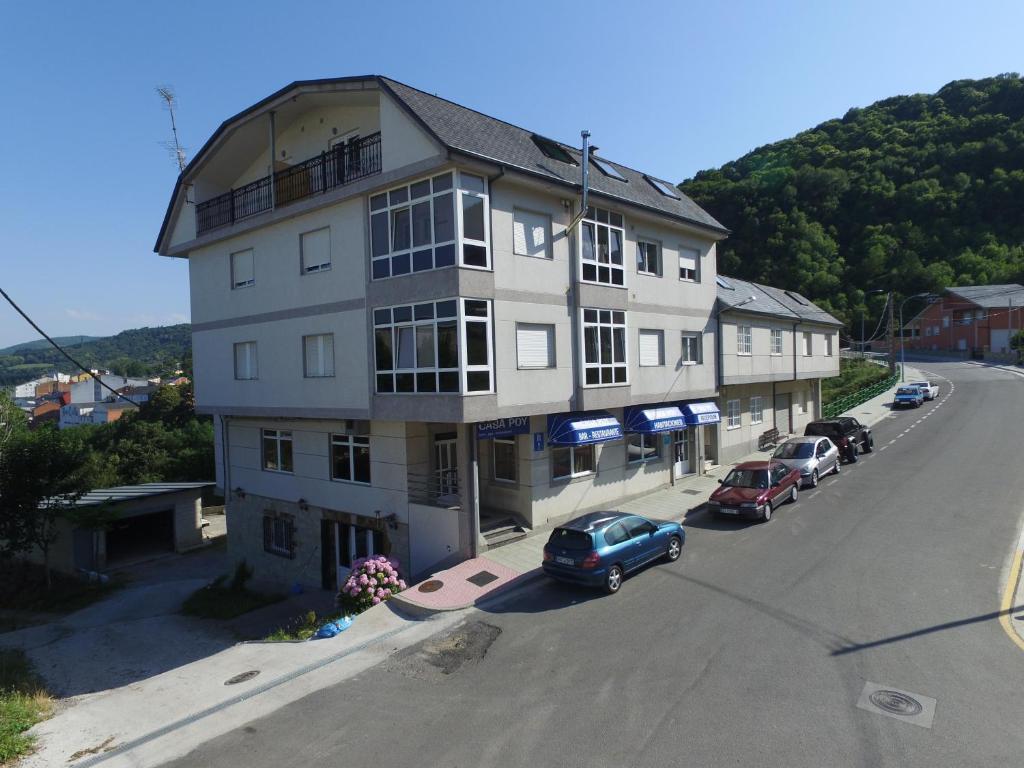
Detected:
left=547, top=411, right=623, bottom=446
left=681, top=401, right=721, bottom=426
left=624, top=405, right=686, bottom=433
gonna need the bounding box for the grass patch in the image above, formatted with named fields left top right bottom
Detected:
left=822, top=358, right=892, bottom=406
left=0, top=650, right=52, bottom=765
left=181, top=560, right=283, bottom=621
left=0, top=561, right=120, bottom=615
left=264, top=610, right=342, bottom=642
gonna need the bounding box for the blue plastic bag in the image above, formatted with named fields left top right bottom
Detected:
left=314, top=615, right=353, bottom=639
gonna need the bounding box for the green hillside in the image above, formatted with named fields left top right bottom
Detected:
left=0, top=325, right=191, bottom=388
left=0, top=336, right=100, bottom=356
left=680, top=73, right=1024, bottom=334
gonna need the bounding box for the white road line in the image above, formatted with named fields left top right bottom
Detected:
left=880, top=446, right=888, bottom=451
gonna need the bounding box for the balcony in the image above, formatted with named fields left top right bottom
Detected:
left=195, top=132, right=382, bottom=236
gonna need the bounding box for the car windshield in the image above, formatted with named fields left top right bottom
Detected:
left=774, top=443, right=815, bottom=459
left=897, top=387, right=918, bottom=395
left=548, top=528, right=593, bottom=550
left=722, top=469, right=769, bottom=489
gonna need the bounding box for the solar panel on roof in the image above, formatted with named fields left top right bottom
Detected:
left=716, top=276, right=734, bottom=289
left=785, top=290, right=807, bottom=305
left=531, top=134, right=577, bottom=165
left=590, top=155, right=627, bottom=181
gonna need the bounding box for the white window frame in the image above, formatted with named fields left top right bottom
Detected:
left=636, top=239, right=661, bottom=276
left=678, top=246, right=700, bottom=282
left=261, top=428, right=293, bottom=473
left=737, top=325, right=752, bottom=356
left=551, top=444, right=595, bottom=480
left=265, top=516, right=292, bottom=556
left=456, top=171, right=491, bottom=270
left=230, top=248, right=254, bottom=289
left=373, top=298, right=494, bottom=395
left=803, top=331, right=813, bottom=356
left=512, top=208, right=551, bottom=259
left=579, top=206, right=626, bottom=288
left=638, top=329, right=665, bottom=367
left=581, top=308, right=628, bottom=387
left=493, top=437, right=517, bottom=483
left=627, top=432, right=661, bottom=464
left=369, top=171, right=464, bottom=279
left=726, top=399, right=741, bottom=430
left=770, top=328, right=783, bottom=356
left=303, top=334, right=335, bottom=378
left=300, top=227, right=332, bottom=274
left=681, top=332, right=702, bottom=365
left=825, top=334, right=834, bottom=357
left=330, top=433, right=371, bottom=485
left=233, top=341, right=258, bottom=380
left=515, top=323, right=555, bottom=370
left=750, top=396, right=764, bottom=425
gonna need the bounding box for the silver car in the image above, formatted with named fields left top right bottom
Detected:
left=771, top=436, right=840, bottom=488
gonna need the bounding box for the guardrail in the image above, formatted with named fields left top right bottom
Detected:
left=822, top=366, right=901, bottom=419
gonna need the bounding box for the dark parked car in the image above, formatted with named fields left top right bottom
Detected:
left=706, top=461, right=801, bottom=523
left=542, top=511, right=684, bottom=594
left=893, top=386, right=925, bottom=408
left=804, top=417, right=873, bottom=462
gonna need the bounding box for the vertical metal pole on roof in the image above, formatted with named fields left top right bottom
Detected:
left=269, top=111, right=277, bottom=210
left=580, top=130, right=591, bottom=217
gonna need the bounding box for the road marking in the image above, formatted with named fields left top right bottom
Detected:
left=879, top=446, right=888, bottom=451
left=999, top=520, right=1024, bottom=653
left=888, top=440, right=897, bottom=445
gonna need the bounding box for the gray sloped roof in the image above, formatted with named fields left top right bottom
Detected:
left=946, top=284, right=1024, bottom=308
left=54, top=482, right=215, bottom=509
left=717, top=275, right=843, bottom=327
left=379, top=78, right=728, bottom=235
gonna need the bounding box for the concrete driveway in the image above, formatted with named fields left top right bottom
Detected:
left=0, top=547, right=236, bottom=699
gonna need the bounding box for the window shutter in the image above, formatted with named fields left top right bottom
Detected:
left=638, top=330, right=662, bottom=366
left=513, top=209, right=548, bottom=257
left=301, top=228, right=331, bottom=272
left=322, top=335, right=334, bottom=376
left=231, top=249, right=254, bottom=287
left=262, top=516, right=272, bottom=552
left=516, top=324, right=554, bottom=368
left=305, top=336, right=320, bottom=376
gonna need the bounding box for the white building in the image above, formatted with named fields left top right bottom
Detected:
left=155, top=76, right=836, bottom=590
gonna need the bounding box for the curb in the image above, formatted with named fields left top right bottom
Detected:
left=391, top=568, right=546, bottom=617
left=999, top=516, right=1024, bottom=653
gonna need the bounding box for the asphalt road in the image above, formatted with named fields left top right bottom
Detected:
left=167, top=360, right=1024, bottom=768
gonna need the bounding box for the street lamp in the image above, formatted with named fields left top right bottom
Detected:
left=862, top=289, right=886, bottom=356
left=899, top=293, right=937, bottom=381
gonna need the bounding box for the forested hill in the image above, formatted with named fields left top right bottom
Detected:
left=0, top=324, right=191, bottom=387
left=680, top=73, right=1024, bottom=331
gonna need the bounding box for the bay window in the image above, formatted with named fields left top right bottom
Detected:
left=582, top=308, right=627, bottom=386
left=580, top=206, right=625, bottom=286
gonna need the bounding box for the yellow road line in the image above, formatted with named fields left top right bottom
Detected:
left=1000, top=544, right=1024, bottom=652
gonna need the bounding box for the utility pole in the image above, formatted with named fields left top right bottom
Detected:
left=887, top=292, right=896, bottom=375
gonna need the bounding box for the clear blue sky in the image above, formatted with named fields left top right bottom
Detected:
left=1, top=0, right=1021, bottom=349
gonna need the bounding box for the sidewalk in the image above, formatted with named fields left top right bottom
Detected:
left=393, top=365, right=923, bottom=616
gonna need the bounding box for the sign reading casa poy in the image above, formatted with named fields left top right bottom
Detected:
left=476, top=417, right=531, bottom=439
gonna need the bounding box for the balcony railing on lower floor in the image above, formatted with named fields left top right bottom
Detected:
left=408, top=470, right=460, bottom=509
left=195, top=132, right=382, bottom=235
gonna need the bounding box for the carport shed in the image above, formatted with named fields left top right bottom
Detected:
left=39, top=482, right=215, bottom=573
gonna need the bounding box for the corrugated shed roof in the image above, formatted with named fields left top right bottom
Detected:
left=946, top=284, right=1024, bottom=308
left=52, top=482, right=214, bottom=509
left=717, top=275, right=843, bottom=326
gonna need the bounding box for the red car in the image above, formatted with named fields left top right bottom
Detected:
left=706, top=461, right=801, bottom=523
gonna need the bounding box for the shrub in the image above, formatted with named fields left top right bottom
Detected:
left=336, top=555, right=407, bottom=614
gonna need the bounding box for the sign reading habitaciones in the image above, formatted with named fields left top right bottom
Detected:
left=476, top=416, right=531, bottom=440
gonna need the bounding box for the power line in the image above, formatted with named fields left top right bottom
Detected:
left=0, top=286, right=139, bottom=408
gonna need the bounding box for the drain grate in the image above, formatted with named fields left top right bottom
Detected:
left=870, top=690, right=923, bottom=717
left=466, top=570, right=499, bottom=587
left=224, top=670, right=260, bottom=686
left=856, top=681, right=936, bottom=729
left=682, top=489, right=701, bottom=495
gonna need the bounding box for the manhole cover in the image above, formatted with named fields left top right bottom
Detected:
left=418, top=579, right=444, bottom=593
left=224, top=670, right=260, bottom=685
left=466, top=570, right=499, bottom=587
left=869, top=690, right=923, bottom=717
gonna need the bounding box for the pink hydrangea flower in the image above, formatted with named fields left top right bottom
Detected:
left=372, top=596, right=381, bottom=605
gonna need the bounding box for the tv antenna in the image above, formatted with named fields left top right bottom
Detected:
left=157, top=85, right=187, bottom=172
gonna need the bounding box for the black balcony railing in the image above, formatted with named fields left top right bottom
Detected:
left=195, top=132, right=382, bottom=235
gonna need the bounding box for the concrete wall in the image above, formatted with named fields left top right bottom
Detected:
left=717, top=379, right=820, bottom=465
left=720, top=314, right=839, bottom=384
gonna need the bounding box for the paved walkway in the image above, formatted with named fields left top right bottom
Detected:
left=393, top=364, right=924, bottom=615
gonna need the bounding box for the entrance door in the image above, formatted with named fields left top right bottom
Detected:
left=672, top=430, right=691, bottom=479
left=774, top=393, right=791, bottom=435
left=434, top=437, right=459, bottom=499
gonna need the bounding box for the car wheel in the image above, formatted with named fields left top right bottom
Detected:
left=809, top=469, right=819, bottom=488
left=604, top=565, right=623, bottom=594
left=666, top=535, right=682, bottom=562
left=863, top=435, right=873, bottom=453
left=789, top=484, right=799, bottom=504
left=761, top=501, right=773, bottom=523
left=833, top=459, right=841, bottom=475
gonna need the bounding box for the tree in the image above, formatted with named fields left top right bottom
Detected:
left=0, top=390, right=25, bottom=463
left=1010, top=329, right=1024, bottom=362
left=0, top=427, right=92, bottom=586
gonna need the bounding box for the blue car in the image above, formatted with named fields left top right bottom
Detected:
left=893, top=386, right=924, bottom=408
left=542, top=511, right=685, bottom=594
